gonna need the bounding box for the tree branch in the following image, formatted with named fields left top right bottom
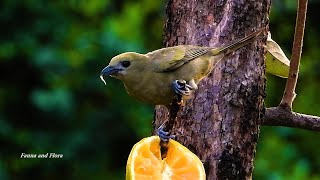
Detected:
left=261, top=107, right=320, bottom=131
left=159, top=94, right=182, bottom=159
left=280, top=0, right=308, bottom=109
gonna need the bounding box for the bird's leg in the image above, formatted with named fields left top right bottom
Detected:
left=157, top=122, right=175, bottom=142
left=172, top=79, right=198, bottom=105
left=172, top=79, right=195, bottom=96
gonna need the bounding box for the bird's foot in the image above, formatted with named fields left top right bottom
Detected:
left=172, top=80, right=194, bottom=96
left=157, top=122, right=175, bottom=142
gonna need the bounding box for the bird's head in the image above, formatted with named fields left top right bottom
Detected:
left=100, top=52, right=147, bottom=85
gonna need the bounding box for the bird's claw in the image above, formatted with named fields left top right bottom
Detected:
left=172, top=80, right=194, bottom=96
left=157, top=123, right=175, bottom=142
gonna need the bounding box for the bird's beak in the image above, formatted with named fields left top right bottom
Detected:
left=100, top=66, right=121, bottom=85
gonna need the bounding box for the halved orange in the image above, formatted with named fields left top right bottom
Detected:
left=126, top=136, right=205, bottom=180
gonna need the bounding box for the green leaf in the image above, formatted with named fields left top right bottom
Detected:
left=266, top=32, right=290, bottom=78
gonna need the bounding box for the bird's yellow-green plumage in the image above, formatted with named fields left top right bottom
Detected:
left=101, top=29, right=263, bottom=107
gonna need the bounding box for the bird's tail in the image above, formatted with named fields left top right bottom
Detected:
left=211, top=28, right=265, bottom=55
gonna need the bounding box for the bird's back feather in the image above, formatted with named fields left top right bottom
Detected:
left=146, top=45, right=211, bottom=72
left=145, top=28, right=264, bottom=73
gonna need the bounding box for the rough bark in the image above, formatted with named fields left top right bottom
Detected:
left=153, top=0, right=270, bottom=179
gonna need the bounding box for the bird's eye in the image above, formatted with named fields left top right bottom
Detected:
left=121, top=61, right=131, bottom=68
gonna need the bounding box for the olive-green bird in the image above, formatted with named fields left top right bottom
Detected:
left=100, top=29, right=263, bottom=107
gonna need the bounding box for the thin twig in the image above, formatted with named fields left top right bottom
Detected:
left=261, top=107, right=320, bottom=131
left=280, top=0, right=308, bottom=109
left=160, top=94, right=182, bottom=159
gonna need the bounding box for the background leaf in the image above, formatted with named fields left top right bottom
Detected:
left=266, top=32, right=290, bottom=78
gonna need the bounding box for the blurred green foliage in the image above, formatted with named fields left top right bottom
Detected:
left=0, top=0, right=319, bottom=179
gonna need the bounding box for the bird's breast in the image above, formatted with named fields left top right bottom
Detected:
left=122, top=72, right=175, bottom=106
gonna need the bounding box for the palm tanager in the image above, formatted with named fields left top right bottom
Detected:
left=100, top=29, right=263, bottom=107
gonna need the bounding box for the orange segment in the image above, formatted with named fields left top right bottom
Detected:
left=126, top=136, right=205, bottom=180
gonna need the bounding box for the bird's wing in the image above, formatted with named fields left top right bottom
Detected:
left=147, top=45, right=210, bottom=72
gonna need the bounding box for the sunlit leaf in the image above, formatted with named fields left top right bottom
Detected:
left=266, top=31, right=290, bottom=78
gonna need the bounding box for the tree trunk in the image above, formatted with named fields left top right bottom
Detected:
left=153, top=0, right=270, bottom=179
